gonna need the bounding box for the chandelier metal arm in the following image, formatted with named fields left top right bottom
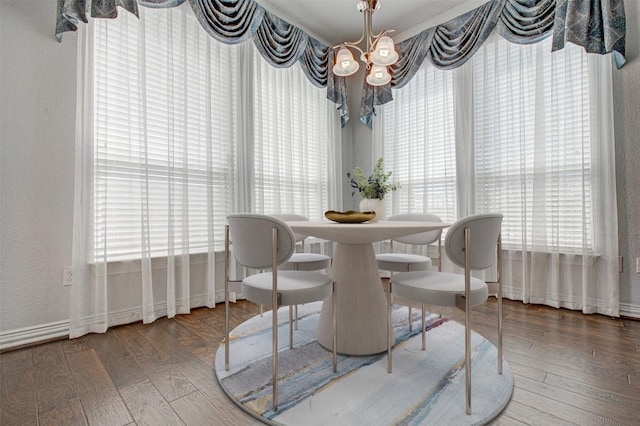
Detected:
left=333, top=5, right=394, bottom=68
left=332, top=0, right=398, bottom=85
left=332, top=4, right=371, bottom=61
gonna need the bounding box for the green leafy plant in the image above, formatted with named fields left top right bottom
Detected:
left=347, top=157, right=399, bottom=199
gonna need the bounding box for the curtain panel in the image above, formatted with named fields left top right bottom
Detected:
left=70, top=6, right=341, bottom=338
left=56, top=0, right=626, bottom=128
left=377, top=37, right=619, bottom=316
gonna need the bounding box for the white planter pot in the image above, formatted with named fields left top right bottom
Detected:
left=359, top=198, right=386, bottom=222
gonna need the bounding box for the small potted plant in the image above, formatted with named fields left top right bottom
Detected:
left=347, top=157, right=399, bottom=221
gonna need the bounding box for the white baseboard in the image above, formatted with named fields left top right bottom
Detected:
left=6, top=298, right=636, bottom=352
left=0, top=292, right=237, bottom=351
left=620, top=302, right=640, bottom=319
left=0, top=320, right=70, bottom=351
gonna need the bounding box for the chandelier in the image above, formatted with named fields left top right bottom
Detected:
left=332, top=0, right=399, bottom=86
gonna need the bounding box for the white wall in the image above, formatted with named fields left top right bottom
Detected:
left=613, top=0, right=640, bottom=316
left=1, top=0, right=76, bottom=342
left=1, top=0, right=639, bottom=349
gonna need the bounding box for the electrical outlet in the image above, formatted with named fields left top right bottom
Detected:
left=63, top=266, right=73, bottom=286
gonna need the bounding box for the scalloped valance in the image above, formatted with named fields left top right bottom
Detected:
left=56, top=0, right=626, bottom=128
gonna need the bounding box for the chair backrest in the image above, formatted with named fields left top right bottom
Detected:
left=445, top=213, right=503, bottom=270
left=388, top=213, right=443, bottom=245
left=227, top=214, right=296, bottom=269
left=270, top=214, right=309, bottom=242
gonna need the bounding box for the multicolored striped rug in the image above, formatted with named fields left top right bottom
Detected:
left=215, top=302, right=513, bottom=425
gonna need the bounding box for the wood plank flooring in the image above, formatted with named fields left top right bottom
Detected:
left=1, top=298, right=639, bottom=425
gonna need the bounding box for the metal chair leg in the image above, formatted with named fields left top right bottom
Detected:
left=271, top=228, right=279, bottom=412
left=497, top=233, right=503, bottom=375
left=332, top=282, right=337, bottom=373
left=224, top=225, right=231, bottom=372
left=408, top=302, right=413, bottom=331
left=421, top=303, right=426, bottom=350
left=289, top=305, right=294, bottom=349
left=272, top=304, right=279, bottom=412
left=387, top=280, right=393, bottom=373
left=464, top=227, right=472, bottom=415
left=293, top=264, right=299, bottom=331
left=498, top=288, right=503, bottom=374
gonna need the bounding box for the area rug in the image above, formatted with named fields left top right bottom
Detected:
left=215, top=302, right=513, bottom=425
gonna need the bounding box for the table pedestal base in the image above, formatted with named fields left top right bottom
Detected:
left=316, top=243, right=394, bottom=355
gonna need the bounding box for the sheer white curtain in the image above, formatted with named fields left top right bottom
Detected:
left=472, top=36, right=619, bottom=316
left=252, top=51, right=340, bottom=219
left=376, top=65, right=457, bottom=225
left=379, top=35, right=619, bottom=316
left=71, top=5, right=340, bottom=338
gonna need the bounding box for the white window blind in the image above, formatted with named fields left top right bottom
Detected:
left=252, top=53, right=331, bottom=221
left=382, top=64, right=457, bottom=224
left=383, top=35, right=594, bottom=252
left=93, top=6, right=334, bottom=261
left=94, top=8, right=238, bottom=261
left=473, top=37, right=592, bottom=251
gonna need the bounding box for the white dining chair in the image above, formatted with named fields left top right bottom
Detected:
left=224, top=213, right=337, bottom=412
left=376, top=213, right=442, bottom=329
left=270, top=214, right=332, bottom=329
left=386, top=213, right=503, bottom=415
left=271, top=214, right=332, bottom=271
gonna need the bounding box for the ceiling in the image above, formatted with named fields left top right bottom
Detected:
left=256, top=0, right=482, bottom=46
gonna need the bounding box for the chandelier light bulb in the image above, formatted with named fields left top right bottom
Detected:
left=333, top=47, right=360, bottom=77
left=371, top=36, right=398, bottom=66
left=366, top=65, right=391, bottom=86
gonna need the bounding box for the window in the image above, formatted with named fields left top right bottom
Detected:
left=382, top=66, right=457, bottom=224
left=383, top=35, right=595, bottom=252
left=253, top=54, right=330, bottom=218
left=93, top=6, right=333, bottom=261
left=473, top=37, right=592, bottom=251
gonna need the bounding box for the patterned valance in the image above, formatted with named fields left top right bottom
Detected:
left=56, top=0, right=626, bottom=128
left=188, top=0, right=263, bottom=44
left=361, top=0, right=626, bottom=127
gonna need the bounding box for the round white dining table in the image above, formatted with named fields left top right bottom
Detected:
left=286, top=220, right=449, bottom=356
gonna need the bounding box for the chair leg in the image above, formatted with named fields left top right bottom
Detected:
left=464, top=227, right=472, bottom=415
left=464, top=307, right=472, bottom=415
left=387, top=280, right=393, bottom=373
left=398, top=270, right=412, bottom=332
left=421, top=303, right=426, bottom=350
left=292, top=266, right=299, bottom=331
left=289, top=305, right=294, bottom=349
left=497, top=232, right=503, bottom=375
left=224, top=225, right=231, bottom=372
left=332, top=282, right=337, bottom=373
left=271, top=228, right=279, bottom=412
left=272, top=304, right=279, bottom=412
left=260, top=304, right=264, bottom=317
left=224, top=291, right=230, bottom=371
left=498, top=284, right=503, bottom=375
left=224, top=297, right=230, bottom=371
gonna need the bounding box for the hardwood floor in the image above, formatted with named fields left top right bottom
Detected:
left=1, top=298, right=639, bottom=425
